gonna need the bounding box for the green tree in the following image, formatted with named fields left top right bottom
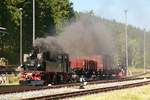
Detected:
left=0, top=0, right=21, bottom=63
left=49, top=0, right=75, bottom=33
left=19, top=0, right=56, bottom=53
left=0, top=0, right=75, bottom=64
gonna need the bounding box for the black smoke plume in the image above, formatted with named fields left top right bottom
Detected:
left=34, top=14, right=115, bottom=57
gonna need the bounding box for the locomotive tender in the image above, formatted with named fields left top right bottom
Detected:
left=18, top=49, right=126, bottom=85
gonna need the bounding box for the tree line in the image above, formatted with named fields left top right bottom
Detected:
left=74, top=12, right=150, bottom=68
left=98, top=15, right=150, bottom=68
left=0, top=0, right=150, bottom=68
left=0, top=0, right=75, bottom=64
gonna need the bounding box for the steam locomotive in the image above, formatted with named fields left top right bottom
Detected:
left=18, top=49, right=126, bottom=85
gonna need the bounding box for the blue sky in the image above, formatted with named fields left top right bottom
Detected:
left=71, top=0, right=150, bottom=31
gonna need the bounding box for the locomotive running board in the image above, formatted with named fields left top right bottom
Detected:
left=29, top=80, right=45, bottom=86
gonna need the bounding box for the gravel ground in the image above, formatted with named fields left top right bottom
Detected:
left=0, top=78, right=149, bottom=100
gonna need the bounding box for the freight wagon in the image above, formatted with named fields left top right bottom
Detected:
left=70, top=55, right=125, bottom=80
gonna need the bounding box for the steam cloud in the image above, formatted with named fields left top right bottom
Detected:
left=34, top=37, right=63, bottom=54
left=34, top=14, right=116, bottom=57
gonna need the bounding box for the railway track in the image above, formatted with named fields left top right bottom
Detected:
left=0, top=75, right=150, bottom=95
left=127, top=72, right=150, bottom=78
left=0, top=77, right=150, bottom=99
left=25, top=79, right=150, bottom=100
left=0, top=72, right=149, bottom=94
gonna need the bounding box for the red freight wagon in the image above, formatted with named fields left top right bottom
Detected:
left=70, top=55, right=103, bottom=71
left=70, top=57, right=84, bottom=69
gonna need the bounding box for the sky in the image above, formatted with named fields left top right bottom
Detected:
left=71, top=0, right=150, bottom=31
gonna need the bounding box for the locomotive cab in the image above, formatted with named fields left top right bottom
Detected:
left=42, top=52, right=70, bottom=84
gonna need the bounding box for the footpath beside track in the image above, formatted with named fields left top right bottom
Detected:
left=25, top=79, right=150, bottom=100
left=0, top=77, right=150, bottom=99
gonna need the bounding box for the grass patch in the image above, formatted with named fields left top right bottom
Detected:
left=0, top=74, right=19, bottom=86
left=128, top=67, right=150, bottom=77
left=8, top=74, right=19, bottom=84
left=128, top=67, right=144, bottom=74
left=68, top=84, right=150, bottom=100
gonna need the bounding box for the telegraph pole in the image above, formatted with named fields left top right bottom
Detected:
left=19, top=8, right=23, bottom=65
left=144, top=29, right=146, bottom=73
left=33, top=0, right=35, bottom=45
left=124, top=10, right=128, bottom=75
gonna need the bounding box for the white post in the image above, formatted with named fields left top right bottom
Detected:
left=19, top=8, right=23, bottom=65
left=33, top=0, right=35, bottom=45
left=124, top=10, right=128, bottom=76
left=144, top=29, right=146, bottom=73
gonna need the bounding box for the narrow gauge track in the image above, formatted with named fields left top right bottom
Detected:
left=127, top=72, right=150, bottom=78
left=25, top=79, right=150, bottom=100
left=0, top=74, right=150, bottom=95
